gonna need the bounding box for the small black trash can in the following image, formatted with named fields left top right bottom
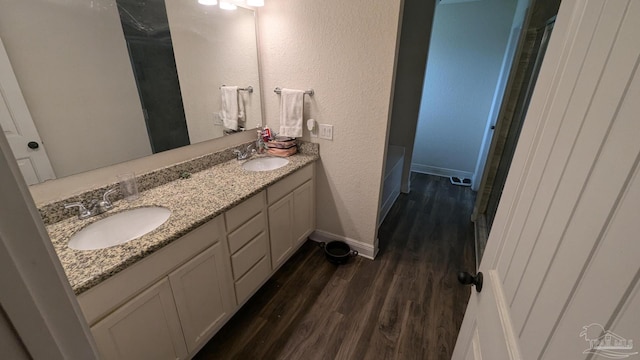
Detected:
left=319, top=241, right=358, bottom=264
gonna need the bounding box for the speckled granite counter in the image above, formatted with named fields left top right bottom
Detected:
left=46, top=152, right=318, bottom=295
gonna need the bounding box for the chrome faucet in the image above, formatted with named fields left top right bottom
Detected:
left=233, top=144, right=256, bottom=160
left=65, top=188, right=117, bottom=220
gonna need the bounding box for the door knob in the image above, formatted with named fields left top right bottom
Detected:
left=458, top=271, right=483, bottom=292
left=27, top=141, right=39, bottom=149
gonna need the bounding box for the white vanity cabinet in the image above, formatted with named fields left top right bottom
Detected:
left=78, top=162, right=316, bottom=359
left=268, top=164, right=315, bottom=269
left=81, top=216, right=234, bottom=360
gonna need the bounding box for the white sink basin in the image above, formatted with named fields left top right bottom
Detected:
left=68, top=207, right=172, bottom=251
left=242, top=157, right=289, bottom=171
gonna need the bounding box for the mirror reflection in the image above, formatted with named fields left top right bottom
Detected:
left=0, top=0, right=262, bottom=185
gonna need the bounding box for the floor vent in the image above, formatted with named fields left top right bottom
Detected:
left=450, top=176, right=472, bottom=187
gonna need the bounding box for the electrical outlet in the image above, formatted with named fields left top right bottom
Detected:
left=319, top=124, right=333, bottom=140
left=213, top=113, right=223, bottom=126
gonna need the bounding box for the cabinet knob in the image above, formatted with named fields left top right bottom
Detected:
left=28, top=141, right=40, bottom=149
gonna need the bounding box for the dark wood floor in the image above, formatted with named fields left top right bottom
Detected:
left=195, top=173, right=476, bottom=360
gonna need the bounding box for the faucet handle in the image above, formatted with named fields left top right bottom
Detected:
left=64, top=202, right=91, bottom=219
left=233, top=149, right=245, bottom=160
left=101, top=188, right=117, bottom=209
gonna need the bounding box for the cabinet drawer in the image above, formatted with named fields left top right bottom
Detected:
left=234, top=255, right=270, bottom=304
left=267, top=164, right=313, bottom=204
left=231, top=232, right=268, bottom=280
left=225, top=191, right=265, bottom=233
left=227, top=212, right=266, bottom=254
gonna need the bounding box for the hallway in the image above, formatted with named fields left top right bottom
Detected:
left=195, top=173, right=476, bottom=359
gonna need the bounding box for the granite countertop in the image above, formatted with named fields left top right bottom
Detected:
left=46, top=153, right=318, bottom=295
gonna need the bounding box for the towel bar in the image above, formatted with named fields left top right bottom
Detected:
left=274, top=87, right=314, bottom=96
left=220, top=85, right=253, bottom=93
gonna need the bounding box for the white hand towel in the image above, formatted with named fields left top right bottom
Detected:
left=279, top=88, right=304, bottom=138
left=220, top=86, right=239, bottom=131
left=237, top=91, right=246, bottom=130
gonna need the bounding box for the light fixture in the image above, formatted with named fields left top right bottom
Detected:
left=219, top=1, right=237, bottom=10
left=198, top=0, right=218, bottom=5
left=247, top=0, right=264, bottom=6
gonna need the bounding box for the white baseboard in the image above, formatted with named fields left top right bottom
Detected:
left=411, top=163, right=474, bottom=181
left=308, top=230, right=378, bottom=259
left=378, top=189, right=400, bottom=227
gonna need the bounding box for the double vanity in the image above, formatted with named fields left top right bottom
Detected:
left=43, top=143, right=318, bottom=359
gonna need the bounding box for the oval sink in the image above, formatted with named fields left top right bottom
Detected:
left=68, top=207, right=172, bottom=251
left=242, top=157, right=289, bottom=171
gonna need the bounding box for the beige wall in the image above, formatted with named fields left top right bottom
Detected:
left=166, top=2, right=262, bottom=143
left=259, top=0, right=402, bottom=247
left=0, top=0, right=152, bottom=178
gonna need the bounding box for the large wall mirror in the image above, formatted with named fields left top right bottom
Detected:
left=0, top=0, right=262, bottom=185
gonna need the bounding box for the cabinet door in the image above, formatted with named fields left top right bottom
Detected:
left=293, top=180, right=314, bottom=245
left=268, top=193, right=294, bottom=268
left=168, top=242, right=235, bottom=354
left=91, top=278, right=188, bottom=360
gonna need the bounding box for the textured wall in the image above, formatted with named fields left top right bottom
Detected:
left=258, top=0, right=402, bottom=247
left=0, top=0, right=152, bottom=178
left=412, top=0, right=517, bottom=176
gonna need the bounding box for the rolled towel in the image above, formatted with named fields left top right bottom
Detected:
left=268, top=146, right=298, bottom=157
left=267, top=138, right=297, bottom=149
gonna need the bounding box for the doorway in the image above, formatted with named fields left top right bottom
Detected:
left=116, top=0, right=190, bottom=153
left=410, top=0, right=526, bottom=186
left=382, top=0, right=562, bottom=267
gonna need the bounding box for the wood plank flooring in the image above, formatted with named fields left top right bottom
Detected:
left=194, top=173, right=476, bottom=360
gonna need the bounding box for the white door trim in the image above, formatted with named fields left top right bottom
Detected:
left=0, top=121, right=97, bottom=358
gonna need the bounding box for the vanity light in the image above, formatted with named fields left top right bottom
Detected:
left=198, top=0, right=218, bottom=5
left=219, top=1, right=237, bottom=10
left=247, top=0, right=264, bottom=6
